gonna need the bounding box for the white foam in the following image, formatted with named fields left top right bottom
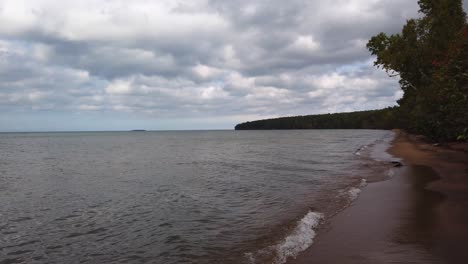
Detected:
left=386, top=169, right=395, bottom=178
left=347, top=187, right=362, bottom=201
left=245, top=252, right=255, bottom=264
left=340, top=179, right=367, bottom=202
left=355, top=144, right=370, bottom=156
left=273, top=211, right=323, bottom=264
left=359, top=178, right=368, bottom=187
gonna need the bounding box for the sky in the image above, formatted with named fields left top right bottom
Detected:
left=0, top=0, right=466, bottom=131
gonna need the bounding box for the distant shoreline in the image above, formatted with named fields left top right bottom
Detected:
left=288, top=130, right=468, bottom=264
left=234, top=109, right=396, bottom=131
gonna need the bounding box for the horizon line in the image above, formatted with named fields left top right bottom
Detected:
left=0, top=129, right=234, bottom=133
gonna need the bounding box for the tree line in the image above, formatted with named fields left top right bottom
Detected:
left=235, top=108, right=397, bottom=130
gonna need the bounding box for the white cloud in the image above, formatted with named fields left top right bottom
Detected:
left=193, top=64, right=223, bottom=79
left=307, top=89, right=326, bottom=99
left=290, top=35, right=320, bottom=52
left=105, top=79, right=133, bottom=95
left=78, top=104, right=102, bottom=110
left=27, top=91, right=48, bottom=102
left=32, top=43, right=52, bottom=62
left=0, top=0, right=229, bottom=41
left=199, top=86, right=229, bottom=100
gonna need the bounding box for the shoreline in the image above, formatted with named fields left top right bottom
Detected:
left=287, top=130, right=468, bottom=264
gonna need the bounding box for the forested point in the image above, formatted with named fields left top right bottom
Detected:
left=235, top=108, right=397, bottom=130
left=235, top=0, right=468, bottom=142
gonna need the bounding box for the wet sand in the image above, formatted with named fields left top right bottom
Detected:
left=288, top=130, right=468, bottom=264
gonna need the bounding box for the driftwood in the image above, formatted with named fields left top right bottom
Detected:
left=391, top=161, right=404, bottom=167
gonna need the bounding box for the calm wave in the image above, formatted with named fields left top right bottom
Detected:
left=0, top=130, right=394, bottom=264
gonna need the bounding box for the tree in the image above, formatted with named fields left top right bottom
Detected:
left=367, top=0, right=467, bottom=141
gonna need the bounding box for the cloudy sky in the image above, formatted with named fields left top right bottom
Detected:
left=0, top=0, right=466, bottom=131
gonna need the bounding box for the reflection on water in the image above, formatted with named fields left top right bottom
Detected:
left=396, top=165, right=468, bottom=264
left=394, top=165, right=444, bottom=244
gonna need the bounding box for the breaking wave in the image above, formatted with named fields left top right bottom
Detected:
left=246, top=211, right=323, bottom=264
left=274, top=211, right=324, bottom=264
left=339, top=179, right=368, bottom=202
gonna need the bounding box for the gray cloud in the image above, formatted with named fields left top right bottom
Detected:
left=0, top=0, right=457, bottom=129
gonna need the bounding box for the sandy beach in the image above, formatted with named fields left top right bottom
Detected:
left=289, top=130, right=468, bottom=264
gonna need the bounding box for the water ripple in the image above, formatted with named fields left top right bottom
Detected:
left=0, top=130, right=393, bottom=264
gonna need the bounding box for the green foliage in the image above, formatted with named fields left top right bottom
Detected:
left=366, top=0, right=467, bottom=141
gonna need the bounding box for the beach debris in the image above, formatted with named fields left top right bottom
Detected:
left=390, top=161, right=403, bottom=167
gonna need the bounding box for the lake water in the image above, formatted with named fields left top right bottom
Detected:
left=0, top=130, right=394, bottom=264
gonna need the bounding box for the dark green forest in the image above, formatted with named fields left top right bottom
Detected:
left=235, top=0, right=468, bottom=142
left=235, top=108, right=398, bottom=130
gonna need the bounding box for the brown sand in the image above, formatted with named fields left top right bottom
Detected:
left=288, top=130, right=468, bottom=264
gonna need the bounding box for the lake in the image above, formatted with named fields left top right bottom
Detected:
left=0, top=130, right=394, bottom=264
